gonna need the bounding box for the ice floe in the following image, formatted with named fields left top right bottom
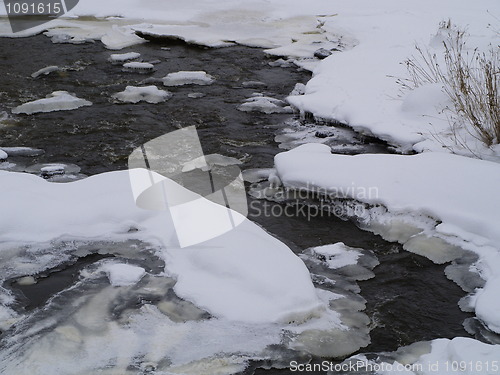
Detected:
left=272, top=144, right=500, bottom=336
left=112, top=85, right=172, bottom=104
left=122, top=61, right=155, bottom=73
left=102, top=263, right=146, bottom=286
left=11, top=91, right=92, bottom=115
left=162, top=71, right=215, bottom=87
left=237, top=95, right=293, bottom=114
left=108, top=51, right=140, bottom=63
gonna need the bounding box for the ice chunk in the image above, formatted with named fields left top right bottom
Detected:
left=187, top=92, right=205, bottom=98
left=162, top=71, right=215, bottom=86
left=0, top=149, right=6, bottom=160
left=31, top=65, right=60, bottom=78
left=122, top=62, right=155, bottom=73
left=238, top=96, right=293, bottom=114
left=241, top=81, right=267, bottom=89
left=25, top=163, right=81, bottom=178
left=108, top=51, right=140, bottom=63
left=12, top=91, right=92, bottom=115
left=102, top=263, right=146, bottom=286
left=112, top=85, right=172, bottom=104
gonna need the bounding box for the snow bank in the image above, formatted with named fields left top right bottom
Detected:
left=273, top=144, right=500, bottom=334
left=162, top=71, right=215, bottom=87
left=0, top=169, right=320, bottom=324
left=112, top=85, right=172, bottom=104
left=11, top=91, right=92, bottom=115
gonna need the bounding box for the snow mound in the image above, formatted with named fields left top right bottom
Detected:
left=11, top=91, right=92, bottom=115
left=112, top=85, right=172, bottom=104
left=102, top=263, right=146, bottom=286
left=238, top=95, right=293, bottom=114
left=109, top=51, right=140, bottom=63
left=0, top=150, right=7, bottom=160
left=162, top=71, right=215, bottom=87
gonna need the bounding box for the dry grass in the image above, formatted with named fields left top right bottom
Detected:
left=401, top=22, right=499, bottom=147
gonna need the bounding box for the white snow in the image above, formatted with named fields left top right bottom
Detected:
left=238, top=95, right=293, bottom=114
left=112, top=85, right=172, bottom=104
left=273, top=144, right=500, bottom=334
left=162, top=71, right=215, bottom=87
left=102, top=263, right=146, bottom=286
left=108, top=51, right=140, bottom=63
left=11, top=91, right=92, bottom=115
left=0, top=149, right=6, bottom=160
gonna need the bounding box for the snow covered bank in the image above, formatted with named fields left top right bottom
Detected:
left=0, top=169, right=376, bottom=372
left=11, top=91, right=92, bottom=114
left=286, top=0, right=498, bottom=154
left=272, top=144, right=500, bottom=335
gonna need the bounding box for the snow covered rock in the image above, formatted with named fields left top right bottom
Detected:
left=12, top=91, right=92, bottom=115
left=102, top=263, right=146, bottom=286
left=162, top=71, right=215, bottom=86
left=238, top=95, right=293, bottom=114
left=109, top=51, right=140, bottom=63
left=0, top=149, right=7, bottom=160
left=112, top=85, right=172, bottom=104
left=122, top=62, right=155, bottom=73
left=0, top=147, right=44, bottom=157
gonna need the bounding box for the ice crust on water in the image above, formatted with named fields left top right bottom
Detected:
left=273, top=144, right=500, bottom=336
left=108, top=51, right=140, bottom=63
left=11, top=91, right=92, bottom=115
left=237, top=95, right=293, bottom=114
left=162, top=71, right=215, bottom=86
left=112, top=85, right=172, bottom=104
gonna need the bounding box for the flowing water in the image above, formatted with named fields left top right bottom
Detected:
left=0, top=35, right=473, bottom=373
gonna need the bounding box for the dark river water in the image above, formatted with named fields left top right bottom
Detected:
left=0, top=34, right=473, bottom=374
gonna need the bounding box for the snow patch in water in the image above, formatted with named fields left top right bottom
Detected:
left=112, top=85, right=172, bottom=104
left=11, top=91, right=92, bottom=115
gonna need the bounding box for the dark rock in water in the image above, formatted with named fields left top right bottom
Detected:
left=314, top=48, right=332, bottom=59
